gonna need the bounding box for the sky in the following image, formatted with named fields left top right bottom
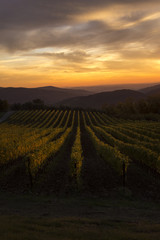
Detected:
left=0, top=0, right=160, bottom=88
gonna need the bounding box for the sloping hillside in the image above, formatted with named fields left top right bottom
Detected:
left=0, top=86, right=91, bottom=104
left=58, top=89, right=145, bottom=109
left=139, top=84, right=160, bottom=95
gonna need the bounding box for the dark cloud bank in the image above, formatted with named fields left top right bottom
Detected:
left=0, top=0, right=160, bottom=61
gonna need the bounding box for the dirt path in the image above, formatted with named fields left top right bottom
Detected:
left=0, top=111, right=15, bottom=123
left=80, top=112, right=119, bottom=193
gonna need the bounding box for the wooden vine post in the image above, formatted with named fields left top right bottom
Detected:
left=122, top=161, right=126, bottom=189
left=25, top=155, right=33, bottom=191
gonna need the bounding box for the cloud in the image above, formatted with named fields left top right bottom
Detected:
left=1, top=1, right=159, bottom=29
left=1, top=6, right=160, bottom=54
left=1, top=0, right=160, bottom=81
left=29, top=50, right=90, bottom=63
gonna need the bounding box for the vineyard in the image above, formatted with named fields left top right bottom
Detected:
left=0, top=109, right=160, bottom=197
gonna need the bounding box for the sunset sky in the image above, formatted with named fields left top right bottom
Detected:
left=0, top=0, right=160, bottom=88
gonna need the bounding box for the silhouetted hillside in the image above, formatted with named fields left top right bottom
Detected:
left=1, top=84, right=159, bottom=109
left=58, top=89, right=145, bottom=109
left=72, top=83, right=157, bottom=93
left=0, top=87, right=91, bottom=104
left=139, top=84, right=160, bottom=95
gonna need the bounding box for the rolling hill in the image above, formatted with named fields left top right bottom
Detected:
left=139, top=84, right=160, bottom=96
left=72, top=83, right=157, bottom=93
left=57, top=89, right=145, bottom=109
left=1, top=83, right=159, bottom=109
left=0, top=86, right=91, bottom=105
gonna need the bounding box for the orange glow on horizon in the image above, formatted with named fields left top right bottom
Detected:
left=0, top=70, right=160, bottom=88
left=0, top=1, right=160, bottom=88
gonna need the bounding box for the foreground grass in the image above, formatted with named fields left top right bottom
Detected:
left=0, top=192, right=160, bottom=240
left=1, top=216, right=160, bottom=240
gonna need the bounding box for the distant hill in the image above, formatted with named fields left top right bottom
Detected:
left=139, top=84, right=160, bottom=96
left=0, top=86, right=91, bottom=104
left=72, top=83, right=158, bottom=93
left=58, top=89, right=145, bottom=109
left=1, top=83, right=159, bottom=109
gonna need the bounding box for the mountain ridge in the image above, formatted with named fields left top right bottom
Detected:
left=57, top=89, right=145, bottom=109
left=0, top=86, right=91, bottom=105
left=0, top=83, right=159, bottom=109
left=139, top=84, right=160, bottom=95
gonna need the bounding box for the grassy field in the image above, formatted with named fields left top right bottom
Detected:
left=0, top=192, right=160, bottom=240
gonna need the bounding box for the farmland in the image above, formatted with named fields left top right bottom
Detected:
left=0, top=109, right=160, bottom=198
left=1, top=109, right=160, bottom=240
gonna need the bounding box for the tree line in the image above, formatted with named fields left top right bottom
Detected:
left=0, top=99, right=9, bottom=111
left=103, top=95, right=160, bottom=119
left=0, top=95, right=160, bottom=120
